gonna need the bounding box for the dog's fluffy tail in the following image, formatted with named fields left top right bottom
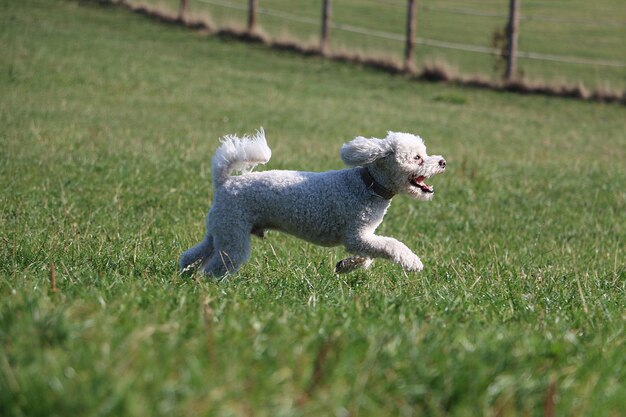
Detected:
left=212, top=127, right=272, bottom=188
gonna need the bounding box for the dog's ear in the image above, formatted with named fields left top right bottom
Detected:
left=340, top=136, right=393, bottom=166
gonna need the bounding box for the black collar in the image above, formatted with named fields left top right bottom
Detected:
left=359, top=167, right=395, bottom=200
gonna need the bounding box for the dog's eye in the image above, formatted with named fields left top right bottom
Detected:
left=414, top=155, right=422, bottom=161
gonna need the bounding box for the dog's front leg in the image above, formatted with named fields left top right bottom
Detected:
left=344, top=234, right=423, bottom=272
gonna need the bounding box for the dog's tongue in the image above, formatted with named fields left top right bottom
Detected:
left=413, top=175, right=433, bottom=193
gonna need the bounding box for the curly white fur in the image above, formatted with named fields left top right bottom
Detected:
left=212, top=127, right=271, bottom=187
left=180, top=129, right=446, bottom=277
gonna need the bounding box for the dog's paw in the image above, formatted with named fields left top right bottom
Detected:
left=403, top=255, right=424, bottom=272
left=335, top=256, right=373, bottom=274
left=180, top=257, right=205, bottom=277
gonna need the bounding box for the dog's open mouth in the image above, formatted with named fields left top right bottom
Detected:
left=409, top=175, right=434, bottom=193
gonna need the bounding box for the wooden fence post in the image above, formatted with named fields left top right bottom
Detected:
left=504, top=0, right=520, bottom=81
left=404, top=0, right=417, bottom=73
left=178, top=0, right=188, bottom=21
left=320, top=0, right=332, bottom=55
left=248, top=0, right=258, bottom=33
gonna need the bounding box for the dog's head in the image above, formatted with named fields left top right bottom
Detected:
left=341, top=131, right=446, bottom=200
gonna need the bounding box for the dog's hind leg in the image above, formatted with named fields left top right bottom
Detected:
left=179, top=235, right=214, bottom=274
left=201, top=228, right=251, bottom=278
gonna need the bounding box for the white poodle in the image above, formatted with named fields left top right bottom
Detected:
left=180, top=128, right=446, bottom=277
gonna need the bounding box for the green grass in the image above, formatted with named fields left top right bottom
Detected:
left=1, top=1, right=626, bottom=416
left=145, top=0, right=626, bottom=91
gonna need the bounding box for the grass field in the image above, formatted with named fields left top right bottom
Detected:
left=137, top=0, right=626, bottom=92
left=1, top=0, right=626, bottom=416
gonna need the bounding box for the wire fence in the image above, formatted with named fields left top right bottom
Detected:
left=200, top=0, right=625, bottom=68
left=123, top=0, right=626, bottom=95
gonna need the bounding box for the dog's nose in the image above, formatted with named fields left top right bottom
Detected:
left=439, top=158, right=446, bottom=168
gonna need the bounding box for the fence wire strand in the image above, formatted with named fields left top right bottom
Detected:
left=198, top=0, right=625, bottom=68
